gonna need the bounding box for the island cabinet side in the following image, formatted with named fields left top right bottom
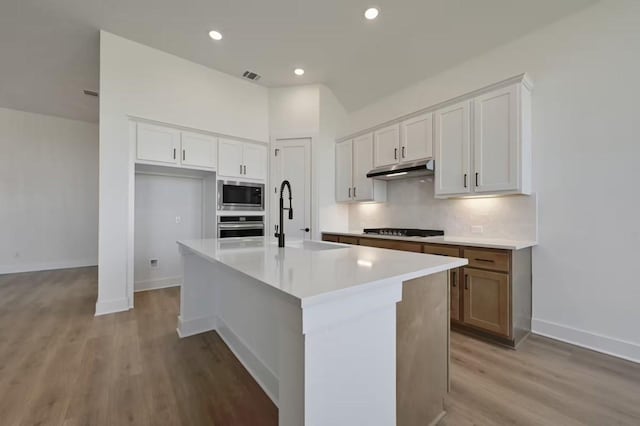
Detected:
left=397, top=271, right=449, bottom=426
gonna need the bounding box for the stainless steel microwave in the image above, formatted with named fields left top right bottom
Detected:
left=217, top=180, right=265, bottom=211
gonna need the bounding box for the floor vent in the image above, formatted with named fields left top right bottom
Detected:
left=242, top=70, right=261, bottom=81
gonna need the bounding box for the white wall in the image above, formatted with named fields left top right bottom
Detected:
left=344, top=0, right=640, bottom=361
left=0, top=107, right=98, bottom=274
left=98, top=31, right=269, bottom=314
left=134, top=174, right=204, bottom=291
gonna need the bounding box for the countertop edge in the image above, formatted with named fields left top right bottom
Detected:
left=321, top=231, right=537, bottom=250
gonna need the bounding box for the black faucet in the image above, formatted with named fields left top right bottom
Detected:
left=275, top=180, right=293, bottom=247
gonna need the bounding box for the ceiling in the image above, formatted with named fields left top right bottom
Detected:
left=0, top=0, right=596, bottom=123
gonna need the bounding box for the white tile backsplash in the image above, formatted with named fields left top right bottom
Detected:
left=348, top=176, right=537, bottom=240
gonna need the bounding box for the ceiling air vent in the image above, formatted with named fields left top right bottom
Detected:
left=242, top=70, right=261, bottom=81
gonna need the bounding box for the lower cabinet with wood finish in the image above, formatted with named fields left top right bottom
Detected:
left=322, top=233, right=532, bottom=347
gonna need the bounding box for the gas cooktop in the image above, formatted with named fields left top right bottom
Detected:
left=362, top=228, right=444, bottom=238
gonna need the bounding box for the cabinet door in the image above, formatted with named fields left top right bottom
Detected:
left=180, top=132, right=217, bottom=170
left=474, top=85, right=518, bottom=193
left=401, top=113, right=433, bottom=162
left=136, top=123, right=180, bottom=164
left=352, top=133, right=374, bottom=201
left=434, top=101, right=471, bottom=196
left=463, top=268, right=510, bottom=337
left=450, top=268, right=461, bottom=322
left=373, top=124, right=400, bottom=167
left=335, top=140, right=353, bottom=202
left=218, top=138, right=244, bottom=178
left=243, top=143, right=267, bottom=180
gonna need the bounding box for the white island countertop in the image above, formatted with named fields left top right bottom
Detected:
left=178, top=237, right=467, bottom=305
left=322, top=231, right=537, bottom=250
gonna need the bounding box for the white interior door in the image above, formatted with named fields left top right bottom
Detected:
left=271, top=138, right=312, bottom=242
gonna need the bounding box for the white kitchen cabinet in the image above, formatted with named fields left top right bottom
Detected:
left=401, top=113, right=433, bottom=162
left=181, top=131, right=217, bottom=170
left=434, top=100, right=472, bottom=197
left=218, top=138, right=244, bottom=177
left=435, top=80, right=531, bottom=198
left=335, top=140, right=353, bottom=202
left=243, top=143, right=267, bottom=180
left=136, top=123, right=180, bottom=165
left=473, top=85, right=519, bottom=193
left=336, top=134, right=386, bottom=203
left=373, top=124, right=400, bottom=167
left=218, top=138, right=267, bottom=180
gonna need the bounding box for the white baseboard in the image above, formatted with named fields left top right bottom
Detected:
left=95, top=297, right=130, bottom=316
left=176, top=314, right=217, bottom=338
left=0, top=259, right=97, bottom=275
left=217, top=317, right=279, bottom=406
left=532, top=318, right=640, bottom=364
left=135, top=276, right=181, bottom=292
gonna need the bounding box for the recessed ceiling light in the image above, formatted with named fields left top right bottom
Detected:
left=364, top=7, right=379, bottom=20
left=294, top=68, right=305, bottom=76
left=208, top=30, right=223, bottom=41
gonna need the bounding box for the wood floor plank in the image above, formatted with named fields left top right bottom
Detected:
left=1, top=267, right=639, bottom=425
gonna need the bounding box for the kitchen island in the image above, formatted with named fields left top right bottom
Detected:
left=177, top=237, right=467, bottom=426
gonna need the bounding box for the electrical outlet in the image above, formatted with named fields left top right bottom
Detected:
left=175, top=216, right=182, bottom=224
left=150, top=259, right=159, bottom=268
left=471, top=225, right=483, bottom=234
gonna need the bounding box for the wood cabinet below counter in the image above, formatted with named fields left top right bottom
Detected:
left=322, top=233, right=532, bottom=348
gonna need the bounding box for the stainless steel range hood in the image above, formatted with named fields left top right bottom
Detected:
left=366, top=159, right=434, bottom=180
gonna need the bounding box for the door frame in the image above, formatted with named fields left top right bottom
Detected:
left=269, top=134, right=316, bottom=241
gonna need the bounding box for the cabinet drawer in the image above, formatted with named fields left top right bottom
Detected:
left=360, top=238, right=422, bottom=253
left=338, top=236, right=359, bottom=245
left=424, top=244, right=461, bottom=258
left=464, top=248, right=510, bottom=272
left=322, top=234, right=340, bottom=243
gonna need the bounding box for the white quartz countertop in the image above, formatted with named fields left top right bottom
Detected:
left=322, top=231, right=537, bottom=250
left=177, top=238, right=467, bottom=305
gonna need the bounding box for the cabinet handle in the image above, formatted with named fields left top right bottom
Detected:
left=402, top=146, right=406, bottom=158
left=243, top=165, right=247, bottom=175
left=353, top=187, right=357, bottom=198
left=394, top=148, right=398, bottom=160
left=182, top=149, right=186, bottom=161
left=240, top=164, right=243, bottom=174
left=173, top=148, right=176, bottom=160
left=464, top=174, right=467, bottom=188
left=475, top=172, right=479, bottom=187
left=475, top=258, right=495, bottom=263
left=451, top=270, right=457, bottom=287
left=348, top=187, right=352, bottom=198
left=465, top=274, right=469, bottom=290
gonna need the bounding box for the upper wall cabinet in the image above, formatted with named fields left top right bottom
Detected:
left=373, top=124, right=400, bottom=167
left=135, top=122, right=217, bottom=171
left=336, top=133, right=386, bottom=203
left=400, top=113, right=433, bottom=162
left=373, top=115, right=434, bottom=168
left=435, top=79, right=532, bottom=198
left=434, top=101, right=472, bottom=196
left=181, top=131, right=217, bottom=170
left=218, top=138, right=267, bottom=181
left=136, top=123, right=180, bottom=165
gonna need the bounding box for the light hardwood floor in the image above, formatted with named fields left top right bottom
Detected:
left=0, top=267, right=639, bottom=425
